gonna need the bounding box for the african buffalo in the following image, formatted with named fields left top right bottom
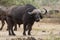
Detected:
left=0, top=7, right=7, bottom=30
left=0, top=6, right=20, bottom=31
left=6, top=4, right=47, bottom=36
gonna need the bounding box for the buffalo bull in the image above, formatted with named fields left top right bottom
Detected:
left=6, top=4, right=47, bottom=36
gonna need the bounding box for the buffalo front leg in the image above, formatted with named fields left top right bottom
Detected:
left=23, top=24, right=27, bottom=36
left=28, top=24, right=33, bottom=35
left=28, top=26, right=32, bottom=35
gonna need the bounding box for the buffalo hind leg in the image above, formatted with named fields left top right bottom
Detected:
left=11, top=25, right=16, bottom=36
left=0, top=20, right=5, bottom=30
left=14, top=24, right=20, bottom=31
left=14, top=24, right=17, bottom=31
left=18, top=24, right=20, bottom=28
left=7, top=17, right=15, bottom=36
left=8, top=25, right=12, bottom=35
left=8, top=23, right=15, bottom=36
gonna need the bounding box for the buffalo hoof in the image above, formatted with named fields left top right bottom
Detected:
left=19, top=26, right=20, bottom=28
left=12, top=34, right=16, bottom=36
left=9, top=33, right=16, bottom=36
left=23, top=33, right=26, bottom=36
left=9, top=33, right=12, bottom=36
left=28, top=33, right=31, bottom=35
left=9, top=34, right=16, bottom=36
left=6, top=29, right=8, bottom=31
left=0, top=28, right=2, bottom=30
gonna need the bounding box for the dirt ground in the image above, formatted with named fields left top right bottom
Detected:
left=0, top=21, right=60, bottom=40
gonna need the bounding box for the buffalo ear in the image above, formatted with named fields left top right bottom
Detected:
left=28, top=12, right=32, bottom=15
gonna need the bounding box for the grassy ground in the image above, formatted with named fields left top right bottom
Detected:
left=0, top=20, right=60, bottom=40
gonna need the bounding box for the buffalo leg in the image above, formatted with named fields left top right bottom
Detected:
left=0, top=20, right=5, bottom=30
left=28, top=26, right=32, bottom=35
left=14, top=24, right=21, bottom=31
left=8, top=25, right=12, bottom=35
left=27, top=23, right=33, bottom=35
left=8, top=23, right=15, bottom=36
left=7, top=18, right=12, bottom=35
left=23, top=24, right=26, bottom=35
left=18, top=24, right=20, bottom=28
left=28, top=24, right=32, bottom=35
left=11, top=25, right=15, bottom=36
left=7, top=17, right=15, bottom=36
left=8, top=24, right=15, bottom=36
left=14, top=24, right=17, bottom=31
left=12, top=18, right=17, bottom=31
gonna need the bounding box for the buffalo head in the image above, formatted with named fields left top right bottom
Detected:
left=28, top=8, right=47, bottom=22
